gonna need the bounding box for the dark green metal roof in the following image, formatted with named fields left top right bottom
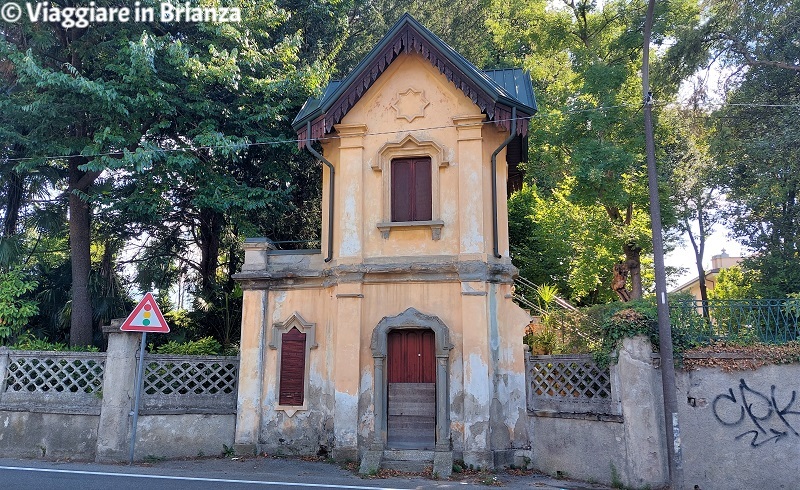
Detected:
left=293, top=14, right=536, bottom=143
left=483, top=69, right=537, bottom=112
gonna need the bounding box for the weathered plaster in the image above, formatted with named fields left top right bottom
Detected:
left=340, top=183, right=361, bottom=257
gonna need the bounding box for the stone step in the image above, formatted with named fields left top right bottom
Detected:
left=382, top=449, right=434, bottom=461
left=380, top=459, right=433, bottom=473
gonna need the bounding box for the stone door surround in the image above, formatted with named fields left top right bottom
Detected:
left=370, top=307, right=453, bottom=451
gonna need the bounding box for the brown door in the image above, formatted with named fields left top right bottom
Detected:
left=387, top=329, right=435, bottom=449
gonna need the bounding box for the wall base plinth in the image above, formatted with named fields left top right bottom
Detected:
left=234, top=444, right=257, bottom=456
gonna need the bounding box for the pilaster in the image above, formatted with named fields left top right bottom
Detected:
left=332, top=281, right=364, bottom=460
left=234, top=289, right=267, bottom=454
left=617, top=336, right=668, bottom=488
left=334, top=123, right=368, bottom=264
left=453, top=115, right=487, bottom=260
left=459, top=280, right=493, bottom=468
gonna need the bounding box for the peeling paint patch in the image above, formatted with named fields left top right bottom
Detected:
left=489, top=285, right=500, bottom=354
left=334, top=391, right=359, bottom=448
left=358, top=368, right=375, bottom=439
left=340, top=184, right=361, bottom=256
left=3, top=416, right=8, bottom=428
left=271, top=291, right=287, bottom=323
left=466, top=353, right=491, bottom=408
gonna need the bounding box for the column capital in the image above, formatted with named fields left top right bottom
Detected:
left=452, top=115, right=485, bottom=141
left=335, top=123, right=369, bottom=148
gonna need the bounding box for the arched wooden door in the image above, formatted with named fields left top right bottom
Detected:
left=387, top=329, right=436, bottom=449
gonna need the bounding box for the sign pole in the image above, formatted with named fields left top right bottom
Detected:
left=128, top=331, right=147, bottom=465
left=119, top=292, right=169, bottom=465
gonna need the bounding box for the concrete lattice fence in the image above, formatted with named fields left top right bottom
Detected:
left=0, top=327, right=238, bottom=461
left=526, top=338, right=667, bottom=489
left=139, top=354, right=238, bottom=414
left=0, top=350, right=106, bottom=414
left=527, top=354, right=620, bottom=417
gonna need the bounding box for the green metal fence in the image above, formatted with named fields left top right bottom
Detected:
left=670, top=299, right=800, bottom=344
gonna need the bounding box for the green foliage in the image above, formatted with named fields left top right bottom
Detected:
left=509, top=182, right=651, bottom=304
left=660, top=106, right=723, bottom=303
left=708, top=266, right=754, bottom=300
left=492, top=0, right=695, bottom=301
left=163, top=310, right=194, bottom=334
left=0, top=269, right=38, bottom=343
left=151, top=336, right=224, bottom=356
left=590, top=299, right=659, bottom=368
left=699, top=1, right=800, bottom=298
left=222, top=444, right=236, bottom=458
left=10, top=332, right=99, bottom=352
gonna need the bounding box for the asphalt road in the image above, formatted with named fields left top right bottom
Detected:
left=0, top=456, right=613, bottom=490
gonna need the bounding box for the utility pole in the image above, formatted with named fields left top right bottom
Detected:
left=642, top=0, right=683, bottom=488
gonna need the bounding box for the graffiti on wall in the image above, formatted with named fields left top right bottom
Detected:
left=712, top=379, right=800, bottom=447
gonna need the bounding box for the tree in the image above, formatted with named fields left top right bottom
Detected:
left=489, top=0, right=695, bottom=301
left=661, top=104, right=724, bottom=312
left=663, top=0, right=800, bottom=87
left=509, top=182, right=648, bottom=305
left=710, top=31, right=800, bottom=297
left=708, top=266, right=753, bottom=300
left=0, top=268, right=38, bottom=343
left=330, top=0, right=495, bottom=76
left=1, top=1, right=328, bottom=346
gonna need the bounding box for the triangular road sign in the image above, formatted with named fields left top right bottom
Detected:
left=120, top=292, right=170, bottom=333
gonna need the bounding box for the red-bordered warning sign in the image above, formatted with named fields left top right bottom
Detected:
left=120, top=292, right=170, bottom=333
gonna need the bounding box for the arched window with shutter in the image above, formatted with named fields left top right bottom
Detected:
left=269, top=312, right=317, bottom=411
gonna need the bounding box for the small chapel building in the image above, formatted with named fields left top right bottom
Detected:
left=233, top=14, right=536, bottom=476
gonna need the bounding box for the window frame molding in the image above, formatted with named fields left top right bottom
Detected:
left=269, top=312, right=318, bottom=416
left=373, top=135, right=448, bottom=241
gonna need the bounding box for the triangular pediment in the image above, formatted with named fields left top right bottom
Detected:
left=293, top=14, right=536, bottom=144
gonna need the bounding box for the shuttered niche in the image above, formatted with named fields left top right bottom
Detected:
left=279, top=327, right=307, bottom=406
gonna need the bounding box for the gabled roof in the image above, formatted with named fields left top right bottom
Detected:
left=293, top=14, right=537, bottom=144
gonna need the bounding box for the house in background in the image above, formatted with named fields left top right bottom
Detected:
left=672, top=249, right=744, bottom=299
left=233, top=14, right=535, bottom=477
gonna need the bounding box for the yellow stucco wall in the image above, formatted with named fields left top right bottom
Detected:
left=318, top=52, right=513, bottom=263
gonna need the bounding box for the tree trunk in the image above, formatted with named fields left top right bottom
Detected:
left=226, top=234, right=239, bottom=294
left=198, top=208, right=224, bottom=297
left=695, top=261, right=710, bottom=316
left=687, top=213, right=710, bottom=318
left=68, top=156, right=94, bottom=347
left=2, top=167, right=24, bottom=238
left=624, top=242, right=643, bottom=301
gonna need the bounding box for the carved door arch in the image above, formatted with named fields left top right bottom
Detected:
left=370, top=307, right=453, bottom=451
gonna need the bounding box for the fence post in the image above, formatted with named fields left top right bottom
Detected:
left=0, top=346, right=9, bottom=404
left=615, top=335, right=668, bottom=488
left=95, top=319, right=141, bottom=462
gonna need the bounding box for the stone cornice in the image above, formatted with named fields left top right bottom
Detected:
left=233, top=260, right=518, bottom=290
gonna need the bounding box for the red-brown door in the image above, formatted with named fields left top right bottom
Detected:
left=387, top=329, right=435, bottom=449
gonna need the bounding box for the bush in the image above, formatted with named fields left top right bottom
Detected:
left=0, top=269, right=38, bottom=344
left=592, top=298, right=659, bottom=368
left=10, top=332, right=100, bottom=352
left=150, top=336, right=224, bottom=355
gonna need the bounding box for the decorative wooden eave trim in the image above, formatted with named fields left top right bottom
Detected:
left=295, top=17, right=532, bottom=144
